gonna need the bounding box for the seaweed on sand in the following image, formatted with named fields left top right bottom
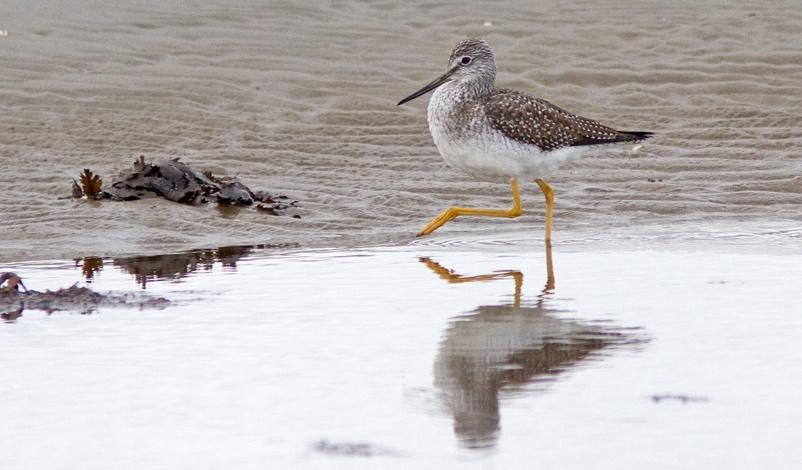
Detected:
left=79, top=169, right=103, bottom=198
left=70, top=156, right=300, bottom=216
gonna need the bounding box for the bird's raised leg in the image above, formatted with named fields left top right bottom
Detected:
left=417, top=178, right=523, bottom=237
left=535, top=178, right=554, bottom=243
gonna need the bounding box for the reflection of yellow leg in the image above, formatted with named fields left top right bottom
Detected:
left=535, top=178, right=554, bottom=243
left=419, top=257, right=523, bottom=307
left=543, top=239, right=555, bottom=294
left=417, top=178, right=523, bottom=237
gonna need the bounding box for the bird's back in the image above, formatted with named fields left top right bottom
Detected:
left=482, top=89, right=652, bottom=152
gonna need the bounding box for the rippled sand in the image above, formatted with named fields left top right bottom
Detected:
left=1, top=0, right=801, bottom=261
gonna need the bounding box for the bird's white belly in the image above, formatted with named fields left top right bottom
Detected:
left=429, top=118, right=585, bottom=181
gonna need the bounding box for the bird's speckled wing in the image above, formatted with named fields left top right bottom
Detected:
left=483, top=89, right=647, bottom=151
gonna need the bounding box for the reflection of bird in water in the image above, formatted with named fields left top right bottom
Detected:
left=422, top=247, right=634, bottom=448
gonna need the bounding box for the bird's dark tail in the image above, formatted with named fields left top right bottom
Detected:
left=621, top=131, right=654, bottom=141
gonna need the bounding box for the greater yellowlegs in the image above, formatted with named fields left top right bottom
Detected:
left=398, top=38, right=652, bottom=241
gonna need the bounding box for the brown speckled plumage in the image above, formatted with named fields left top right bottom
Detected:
left=484, top=89, right=651, bottom=151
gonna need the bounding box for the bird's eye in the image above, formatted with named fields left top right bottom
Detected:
left=460, top=56, right=472, bottom=65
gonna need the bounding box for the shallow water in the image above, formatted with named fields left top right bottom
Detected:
left=2, top=0, right=801, bottom=261
left=3, top=242, right=802, bottom=468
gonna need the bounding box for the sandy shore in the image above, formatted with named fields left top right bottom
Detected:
left=2, top=0, right=801, bottom=262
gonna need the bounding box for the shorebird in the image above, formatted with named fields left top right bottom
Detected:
left=398, top=38, right=652, bottom=241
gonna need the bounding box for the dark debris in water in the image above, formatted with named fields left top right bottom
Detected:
left=650, top=394, right=709, bottom=404
left=1, top=303, right=24, bottom=322
left=0, top=272, right=28, bottom=293
left=1, top=272, right=170, bottom=321
left=70, top=155, right=300, bottom=216
left=312, top=440, right=397, bottom=457
left=4, top=243, right=297, bottom=322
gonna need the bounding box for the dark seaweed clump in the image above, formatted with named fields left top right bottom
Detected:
left=72, top=156, right=299, bottom=216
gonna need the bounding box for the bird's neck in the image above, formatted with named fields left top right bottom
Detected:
left=431, top=80, right=493, bottom=112
left=454, top=78, right=494, bottom=101
left=428, top=80, right=493, bottom=141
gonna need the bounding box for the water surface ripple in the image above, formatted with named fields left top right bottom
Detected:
left=2, top=245, right=802, bottom=468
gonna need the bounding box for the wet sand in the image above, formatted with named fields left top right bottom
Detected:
left=2, top=0, right=801, bottom=261
left=3, top=244, right=802, bottom=468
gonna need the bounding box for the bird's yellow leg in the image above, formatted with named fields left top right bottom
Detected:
left=535, top=178, right=554, bottom=243
left=417, top=178, right=523, bottom=237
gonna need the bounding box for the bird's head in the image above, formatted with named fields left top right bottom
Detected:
left=398, top=38, right=496, bottom=105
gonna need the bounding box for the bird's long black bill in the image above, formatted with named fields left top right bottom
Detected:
left=397, top=66, right=458, bottom=105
